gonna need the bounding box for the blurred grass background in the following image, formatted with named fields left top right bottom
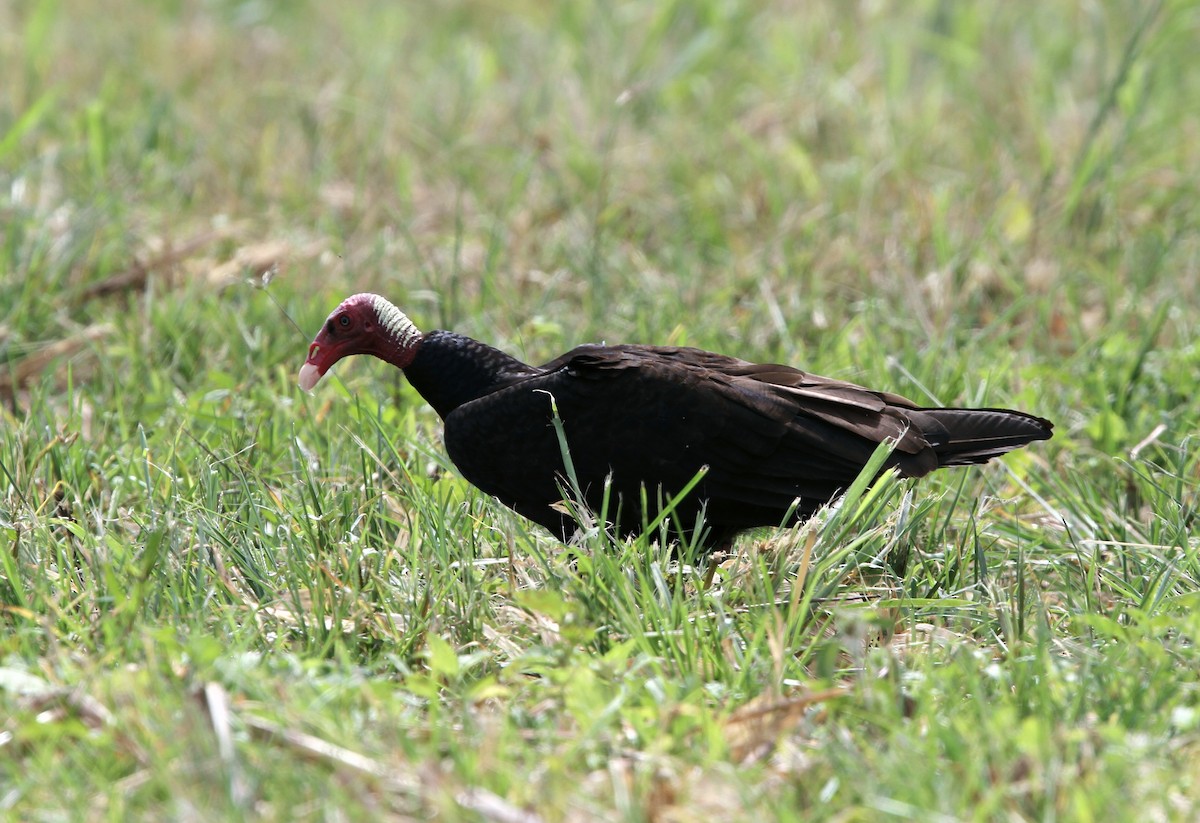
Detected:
left=2, top=0, right=1199, bottom=820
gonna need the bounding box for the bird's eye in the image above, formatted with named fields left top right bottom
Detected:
left=339, top=314, right=351, bottom=327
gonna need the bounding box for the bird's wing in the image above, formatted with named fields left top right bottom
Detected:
left=442, top=345, right=938, bottom=529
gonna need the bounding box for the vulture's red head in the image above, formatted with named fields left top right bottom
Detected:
left=298, top=293, right=422, bottom=391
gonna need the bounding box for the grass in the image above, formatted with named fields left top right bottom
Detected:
left=2, top=0, right=1200, bottom=819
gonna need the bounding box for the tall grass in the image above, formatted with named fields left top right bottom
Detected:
left=2, top=0, right=1199, bottom=819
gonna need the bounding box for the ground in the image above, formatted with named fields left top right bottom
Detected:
left=2, top=1, right=1199, bottom=820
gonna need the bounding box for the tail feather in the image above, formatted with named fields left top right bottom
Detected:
left=916, top=408, right=1054, bottom=467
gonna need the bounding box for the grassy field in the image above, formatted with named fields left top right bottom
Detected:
left=2, top=0, right=1199, bottom=819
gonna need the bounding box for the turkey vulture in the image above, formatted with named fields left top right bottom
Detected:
left=299, top=293, right=1052, bottom=552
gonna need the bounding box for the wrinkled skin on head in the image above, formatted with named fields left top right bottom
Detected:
left=298, top=294, right=419, bottom=390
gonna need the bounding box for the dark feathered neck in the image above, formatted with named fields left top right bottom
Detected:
left=403, top=330, right=538, bottom=420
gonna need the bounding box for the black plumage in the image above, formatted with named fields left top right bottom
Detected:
left=300, top=294, right=1053, bottom=552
